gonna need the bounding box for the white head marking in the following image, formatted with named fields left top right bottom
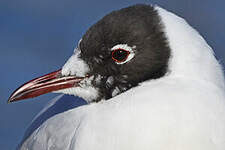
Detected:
left=61, top=48, right=89, bottom=77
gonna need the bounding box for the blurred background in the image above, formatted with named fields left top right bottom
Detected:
left=0, top=0, right=225, bottom=149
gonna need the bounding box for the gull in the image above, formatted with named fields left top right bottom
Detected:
left=9, top=4, right=225, bottom=150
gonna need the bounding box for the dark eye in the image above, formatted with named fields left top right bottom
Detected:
left=111, top=49, right=130, bottom=63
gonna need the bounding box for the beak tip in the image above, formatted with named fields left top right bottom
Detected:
left=7, top=97, right=15, bottom=104
left=7, top=99, right=12, bottom=104
left=8, top=93, right=18, bottom=103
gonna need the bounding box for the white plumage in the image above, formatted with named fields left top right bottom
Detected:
left=18, top=5, right=225, bottom=150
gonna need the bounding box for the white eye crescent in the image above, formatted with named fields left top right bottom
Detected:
left=111, top=44, right=135, bottom=64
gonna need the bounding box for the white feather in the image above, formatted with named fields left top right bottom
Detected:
left=55, top=76, right=99, bottom=103
left=61, top=48, right=89, bottom=77
left=155, top=6, right=225, bottom=89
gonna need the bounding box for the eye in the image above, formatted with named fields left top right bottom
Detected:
left=112, top=49, right=130, bottom=63
left=111, top=44, right=135, bottom=64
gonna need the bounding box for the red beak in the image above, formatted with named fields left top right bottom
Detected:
left=8, top=69, right=86, bottom=103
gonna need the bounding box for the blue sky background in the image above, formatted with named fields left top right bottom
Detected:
left=1, top=0, right=225, bottom=149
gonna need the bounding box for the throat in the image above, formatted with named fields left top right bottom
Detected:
left=54, top=86, right=99, bottom=103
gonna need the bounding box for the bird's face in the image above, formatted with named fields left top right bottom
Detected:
left=8, top=4, right=170, bottom=103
